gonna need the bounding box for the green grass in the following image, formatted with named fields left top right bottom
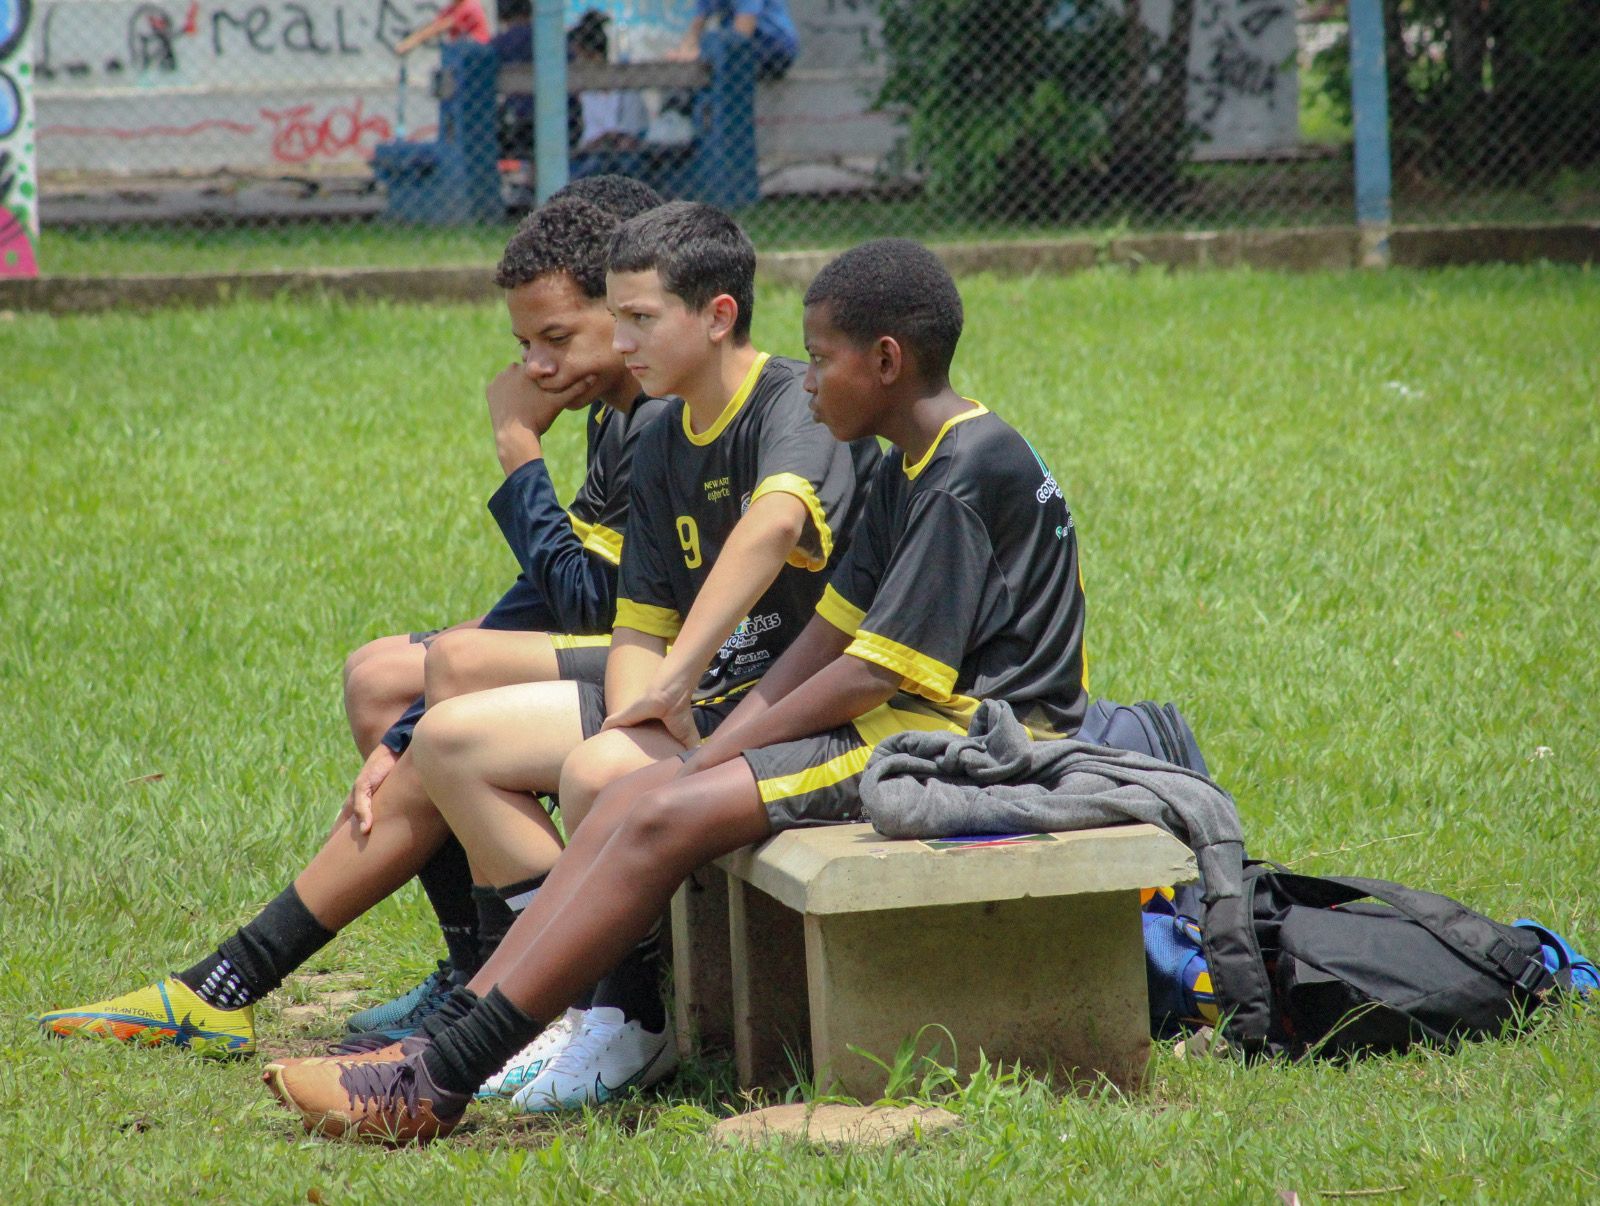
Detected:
left=4, top=265, right=1600, bottom=1201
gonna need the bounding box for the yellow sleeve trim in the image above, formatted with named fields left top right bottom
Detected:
left=615, top=598, right=684, bottom=640
left=751, top=471, right=833, bottom=571
left=846, top=630, right=959, bottom=701
left=568, top=512, right=624, bottom=566
left=580, top=522, right=624, bottom=566
left=816, top=584, right=866, bottom=636
left=682, top=352, right=770, bottom=446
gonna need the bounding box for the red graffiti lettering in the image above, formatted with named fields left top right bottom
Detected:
left=260, top=99, right=391, bottom=164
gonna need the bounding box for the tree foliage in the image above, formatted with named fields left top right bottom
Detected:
left=1314, top=0, right=1600, bottom=178
left=876, top=0, right=1198, bottom=220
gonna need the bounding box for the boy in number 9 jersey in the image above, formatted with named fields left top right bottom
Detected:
left=263, top=238, right=1077, bottom=1144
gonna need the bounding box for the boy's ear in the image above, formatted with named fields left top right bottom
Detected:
left=705, top=293, right=741, bottom=343
left=876, top=334, right=905, bottom=384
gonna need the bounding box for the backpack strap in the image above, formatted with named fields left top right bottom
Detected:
left=1320, top=876, right=1553, bottom=995
left=1193, top=844, right=1280, bottom=1057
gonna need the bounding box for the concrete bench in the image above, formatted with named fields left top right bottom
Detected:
left=669, top=822, right=1198, bottom=1099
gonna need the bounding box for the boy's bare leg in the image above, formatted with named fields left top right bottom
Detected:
left=554, top=724, right=689, bottom=833
left=410, top=682, right=603, bottom=886
left=422, top=629, right=564, bottom=707
left=463, top=751, right=683, bottom=989
left=471, top=758, right=771, bottom=1021
left=343, top=636, right=428, bottom=755
left=291, top=753, right=462, bottom=931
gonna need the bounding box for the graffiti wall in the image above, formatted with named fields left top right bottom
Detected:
left=27, top=0, right=708, bottom=175
left=28, top=0, right=1297, bottom=182
left=1147, top=0, right=1301, bottom=158
left=3, top=0, right=39, bottom=274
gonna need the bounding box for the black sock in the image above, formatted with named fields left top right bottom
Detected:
left=422, top=987, right=543, bottom=1095
left=176, top=885, right=335, bottom=1009
left=590, top=919, right=666, bottom=1033
left=418, top=838, right=480, bottom=980
left=471, top=874, right=545, bottom=969
left=416, top=983, right=481, bottom=1041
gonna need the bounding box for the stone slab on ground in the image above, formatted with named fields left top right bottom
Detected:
left=712, top=1103, right=960, bottom=1148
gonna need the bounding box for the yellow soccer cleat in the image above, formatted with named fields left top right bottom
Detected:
left=38, top=976, right=254, bottom=1056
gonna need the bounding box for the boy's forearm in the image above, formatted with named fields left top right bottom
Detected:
left=495, top=427, right=544, bottom=477
left=697, top=613, right=850, bottom=746
left=654, top=493, right=808, bottom=696
left=604, top=628, right=669, bottom=716
left=693, top=654, right=900, bottom=771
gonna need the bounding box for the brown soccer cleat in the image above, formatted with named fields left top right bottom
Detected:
left=261, top=1039, right=406, bottom=1078
left=263, top=1050, right=470, bottom=1144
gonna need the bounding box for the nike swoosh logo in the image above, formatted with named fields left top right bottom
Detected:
left=593, top=1045, right=666, bottom=1101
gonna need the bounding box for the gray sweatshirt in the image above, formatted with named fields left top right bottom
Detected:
left=859, top=699, right=1247, bottom=900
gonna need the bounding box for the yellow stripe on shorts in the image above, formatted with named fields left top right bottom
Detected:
left=756, top=744, right=874, bottom=804
left=548, top=633, right=612, bottom=651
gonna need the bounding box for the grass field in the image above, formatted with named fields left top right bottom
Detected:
left=3, top=264, right=1598, bottom=1202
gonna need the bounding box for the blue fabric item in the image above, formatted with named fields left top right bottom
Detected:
left=697, top=0, right=798, bottom=61
left=1513, top=919, right=1600, bottom=997
left=341, top=961, right=456, bottom=1038
left=1142, top=900, right=1216, bottom=1038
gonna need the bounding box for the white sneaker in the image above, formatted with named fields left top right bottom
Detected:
left=510, top=1005, right=678, bottom=1112
left=475, top=1008, right=583, bottom=1099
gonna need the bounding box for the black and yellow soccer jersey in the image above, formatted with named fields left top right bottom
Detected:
left=615, top=353, right=878, bottom=698
left=816, top=405, right=1089, bottom=739
left=565, top=395, right=670, bottom=568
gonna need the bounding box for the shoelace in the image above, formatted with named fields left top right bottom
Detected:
left=338, top=1057, right=424, bottom=1116
left=501, top=1014, right=575, bottom=1069
left=544, top=1018, right=620, bottom=1078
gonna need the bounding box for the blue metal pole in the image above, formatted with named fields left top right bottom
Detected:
left=1349, top=0, right=1392, bottom=266
left=533, top=0, right=569, bottom=203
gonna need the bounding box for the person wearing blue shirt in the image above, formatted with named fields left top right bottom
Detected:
left=668, top=0, right=798, bottom=79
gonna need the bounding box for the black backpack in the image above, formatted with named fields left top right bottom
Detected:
left=1194, top=861, right=1556, bottom=1060
left=1078, top=699, right=1210, bottom=775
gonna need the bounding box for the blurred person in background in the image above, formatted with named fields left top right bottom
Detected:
left=667, top=0, right=798, bottom=80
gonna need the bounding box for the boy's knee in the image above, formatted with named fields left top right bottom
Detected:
left=616, top=784, right=698, bottom=856
left=409, top=697, right=481, bottom=773
left=343, top=632, right=410, bottom=686
left=559, top=736, right=635, bottom=807
left=423, top=629, right=487, bottom=704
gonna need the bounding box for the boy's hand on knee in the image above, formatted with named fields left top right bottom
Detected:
left=602, top=683, right=697, bottom=749
left=339, top=744, right=398, bottom=835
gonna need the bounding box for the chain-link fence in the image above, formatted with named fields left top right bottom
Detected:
left=5, top=0, right=1599, bottom=276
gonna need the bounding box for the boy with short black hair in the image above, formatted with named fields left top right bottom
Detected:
left=265, top=237, right=1088, bottom=1142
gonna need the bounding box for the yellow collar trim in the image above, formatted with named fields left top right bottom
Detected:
left=903, top=401, right=988, bottom=480
left=683, top=352, right=769, bottom=446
